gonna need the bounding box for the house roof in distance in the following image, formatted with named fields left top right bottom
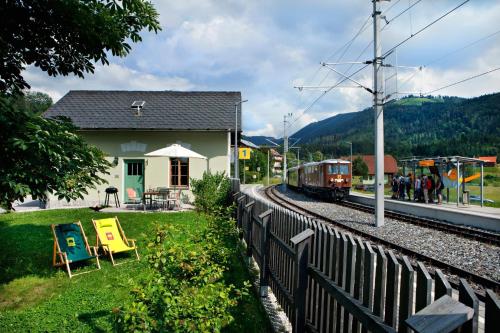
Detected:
left=358, top=155, right=398, bottom=175
left=43, top=90, right=242, bottom=130
left=478, top=156, right=497, bottom=164
left=240, top=139, right=260, bottom=149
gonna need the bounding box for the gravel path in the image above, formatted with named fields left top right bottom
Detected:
left=274, top=186, right=500, bottom=283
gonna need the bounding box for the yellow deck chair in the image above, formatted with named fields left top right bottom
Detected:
left=92, top=217, right=139, bottom=266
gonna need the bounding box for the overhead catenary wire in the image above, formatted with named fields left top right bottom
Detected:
left=383, top=0, right=470, bottom=57
left=291, top=1, right=422, bottom=134
left=287, top=63, right=371, bottom=135
left=381, top=0, right=422, bottom=31
left=292, top=13, right=374, bottom=130
left=383, top=0, right=403, bottom=16
left=299, top=13, right=372, bottom=101
left=423, top=66, right=500, bottom=95
left=398, top=28, right=500, bottom=90
left=288, top=39, right=374, bottom=135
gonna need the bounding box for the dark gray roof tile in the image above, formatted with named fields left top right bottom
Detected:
left=43, top=90, right=242, bottom=130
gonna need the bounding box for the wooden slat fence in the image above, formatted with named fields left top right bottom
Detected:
left=233, top=190, right=500, bottom=333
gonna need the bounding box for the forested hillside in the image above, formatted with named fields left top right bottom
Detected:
left=287, top=93, right=500, bottom=159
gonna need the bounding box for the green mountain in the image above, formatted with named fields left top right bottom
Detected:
left=288, top=93, right=500, bottom=159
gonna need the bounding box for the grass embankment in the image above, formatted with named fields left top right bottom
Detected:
left=0, top=209, right=271, bottom=332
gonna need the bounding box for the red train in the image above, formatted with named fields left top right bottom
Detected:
left=287, top=159, right=352, bottom=201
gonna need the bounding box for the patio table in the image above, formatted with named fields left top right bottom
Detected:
left=142, top=191, right=161, bottom=210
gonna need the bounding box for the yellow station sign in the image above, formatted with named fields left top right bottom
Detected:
left=239, top=148, right=251, bottom=160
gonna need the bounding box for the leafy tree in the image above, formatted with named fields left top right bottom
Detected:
left=312, top=151, right=323, bottom=162
left=0, top=97, right=111, bottom=210
left=0, top=0, right=161, bottom=93
left=0, top=0, right=160, bottom=209
left=286, top=151, right=298, bottom=168
left=7, top=91, right=53, bottom=115
left=352, top=156, right=369, bottom=178
left=293, top=94, right=500, bottom=161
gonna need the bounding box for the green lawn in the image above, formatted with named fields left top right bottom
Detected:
left=0, top=209, right=271, bottom=332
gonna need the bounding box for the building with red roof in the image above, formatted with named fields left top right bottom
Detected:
left=478, top=156, right=497, bottom=167
left=355, top=155, right=398, bottom=184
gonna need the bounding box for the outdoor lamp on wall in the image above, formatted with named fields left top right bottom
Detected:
left=113, top=157, right=119, bottom=166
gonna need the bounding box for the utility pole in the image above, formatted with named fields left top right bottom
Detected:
left=282, top=113, right=292, bottom=183
left=234, top=99, right=248, bottom=180
left=373, top=0, right=385, bottom=227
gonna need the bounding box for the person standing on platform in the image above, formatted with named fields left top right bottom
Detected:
left=429, top=174, right=436, bottom=203
left=391, top=175, right=398, bottom=199
left=399, top=175, right=405, bottom=200
left=406, top=173, right=412, bottom=201
left=414, top=176, right=421, bottom=201
left=436, top=175, right=444, bottom=205
left=423, top=175, right=429, bottom=203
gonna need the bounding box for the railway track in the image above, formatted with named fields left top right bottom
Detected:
left=264, top=185, right=500, bottom=299
left=338, top=199, right=500, bottom=246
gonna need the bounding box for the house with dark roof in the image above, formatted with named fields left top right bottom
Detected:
left=43, top=90, right=241, bottom=207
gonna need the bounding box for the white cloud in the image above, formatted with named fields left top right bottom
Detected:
left=20, top=0, right=500, bottom=136
left=245, top=123, right=276, bottom=137
left=24, top=64, right=195, bottom=102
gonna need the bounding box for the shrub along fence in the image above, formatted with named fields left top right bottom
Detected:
left=232, top=187, right=499, bottom=333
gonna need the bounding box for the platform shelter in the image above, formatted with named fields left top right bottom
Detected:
left=399, top=156, right=485, bottom=207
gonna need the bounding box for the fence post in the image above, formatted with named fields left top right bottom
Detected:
left=458, top=278, right=479, bottom=333
left=291, top=228, right=315, bottom=333
left=485, top=289, right=500, bottom=333
left=232, top=192, right=240, bottom=221
left=244, top=201, right=255, bottom=263
left=236, top=194, right=246, bottom=235
left=259, top=209, right=273, bottom=297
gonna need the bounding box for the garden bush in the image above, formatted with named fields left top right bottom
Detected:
left=115, top=206, right=250, bottom=332
left=190, top=172, right=232, bottom=214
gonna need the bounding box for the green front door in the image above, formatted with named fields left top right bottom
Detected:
left=124, top=159, right=144, bottom=203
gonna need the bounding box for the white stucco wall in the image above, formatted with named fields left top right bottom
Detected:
left=46, top=130, right=230, bottom=208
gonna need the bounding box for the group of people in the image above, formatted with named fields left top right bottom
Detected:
left=391, top=173, right=445, bottom=204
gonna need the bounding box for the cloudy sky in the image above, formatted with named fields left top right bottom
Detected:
left=26, top=0, right=500, bottom=138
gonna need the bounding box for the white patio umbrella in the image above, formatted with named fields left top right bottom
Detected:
left=144, top=144, right=209, bottom=179
left=145, top=143, right=207, bottom=159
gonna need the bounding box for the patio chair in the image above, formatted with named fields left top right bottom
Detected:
left=154, top=187, right=169, bottom=211
left=167, top=189, right=182, bottom=210
left=126, top=188, right=142, bottom=204
left=51, top=222, right=101, bottom=278
left=92, top=217, right=139, bottom=266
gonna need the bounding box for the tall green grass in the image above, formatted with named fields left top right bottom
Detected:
left=0, top=209, right=270, bottom=332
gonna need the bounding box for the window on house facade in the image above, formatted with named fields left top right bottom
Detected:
left=170, top=158, right=189, bottom=187
left=127, top=162, right=143, bottom=176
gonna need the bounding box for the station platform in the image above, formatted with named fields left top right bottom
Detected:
left=348, top=191, right=500, bottom=233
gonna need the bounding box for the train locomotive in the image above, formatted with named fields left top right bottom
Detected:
left=287, top=159, right=352, bottom=201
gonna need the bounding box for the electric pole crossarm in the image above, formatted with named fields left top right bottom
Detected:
left=322, top=63, right=374, bottom=94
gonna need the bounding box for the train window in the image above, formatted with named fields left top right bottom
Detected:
left=328, top=165, right=338, bottom=174
left=339, top=164, right=349, bottom=175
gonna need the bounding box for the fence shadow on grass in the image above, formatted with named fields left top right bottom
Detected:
left=78, top=309, right=112, bottom=333
left=0, top=221, right=57, bottom=284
